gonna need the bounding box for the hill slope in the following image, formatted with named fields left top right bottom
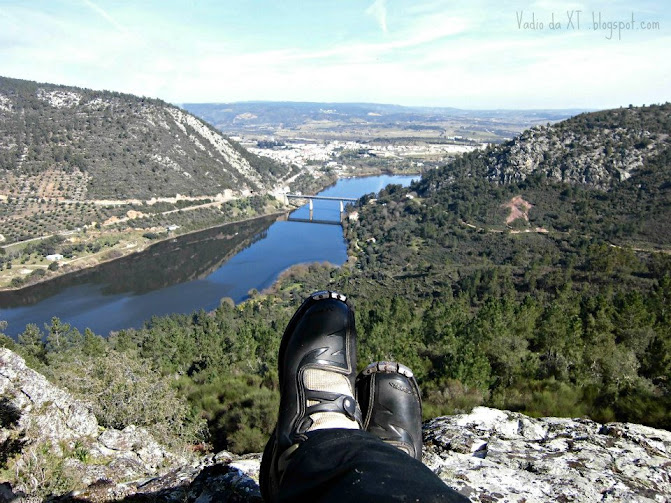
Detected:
left=413, top=103, right=671, bottom=245
left=419, top=103, right=671, bottom=189
left=0, top=76, right=293, bottom=200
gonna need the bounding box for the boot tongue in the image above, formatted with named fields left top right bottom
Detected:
left=304, top=369, right=360, bottom=431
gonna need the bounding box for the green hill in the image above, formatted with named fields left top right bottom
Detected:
left=0, top=76, right=293, bottom=200
left=411, top=103, right=671, bottom=245
left=338, top=103, right=671, bottom=429
left=438, top=103, right=671, bottom=189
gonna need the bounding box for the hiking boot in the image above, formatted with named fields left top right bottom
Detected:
left=260, top=291, right=362, bottom=502
left=355, top=361, right=423, bottom=460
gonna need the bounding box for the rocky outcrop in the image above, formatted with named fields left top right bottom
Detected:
left=52, top=452, right=263, bottom=503
left=0, top=349, right=98, bottom=442
left=0, top=450, right=264, bottom=503
left=424, top=407, right=671, bottom=502
left=0, top=349, right=183, bottom=498
left=2, top=348, right=671, bottom=502
left=416, top=104, right=670, bottom=192
left=485, top=125, right=658, bottom=189
left=1, top=345, right=263, bottom=501
left=483, top=105, right=670, bottom=190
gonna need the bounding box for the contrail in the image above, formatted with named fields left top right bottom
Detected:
left=81, top=0, right=129, bottom=34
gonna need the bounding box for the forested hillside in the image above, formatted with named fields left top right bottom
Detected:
left=0, top=76, right=293, bottom=200
left=415, top=103, right=671, bottom=245
left=341, top=103, right=671, bottom=430
left=2, top=104, right=670, bottom=459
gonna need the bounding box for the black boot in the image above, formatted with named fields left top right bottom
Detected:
left=260, top=291, right=362, bottom=502
left=355, top=361, right=423, bottom=460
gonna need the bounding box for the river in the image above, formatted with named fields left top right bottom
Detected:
left=0, top=175, right=417, bottom=337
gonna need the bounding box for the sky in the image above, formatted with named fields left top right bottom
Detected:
left=0, top=0, right=669, bottom=109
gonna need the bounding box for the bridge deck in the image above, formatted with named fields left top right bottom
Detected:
left=286, top=194, right=358, bottom=202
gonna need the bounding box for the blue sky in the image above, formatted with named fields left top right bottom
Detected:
left=0, top=0, right=669, bottom=109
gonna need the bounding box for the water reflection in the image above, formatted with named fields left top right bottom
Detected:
left=0, top=214, right=279, bottom=308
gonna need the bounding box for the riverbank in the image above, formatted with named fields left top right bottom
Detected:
left=0, top=209, right=292, bottom=293
left=0, top=166, right=424, bottom=292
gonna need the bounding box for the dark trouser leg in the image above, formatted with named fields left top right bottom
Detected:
left=276, top=429, right=469, bottom=503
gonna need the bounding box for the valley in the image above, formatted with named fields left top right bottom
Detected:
left=1, top=1, right=669, bottom=500
left=0, top=174, right=416, bottom=337
left=2, top=83, right=582, bottom=290
left=1, top=85, right=670, bottom=503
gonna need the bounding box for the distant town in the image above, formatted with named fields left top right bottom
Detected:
left=238, top=137, right=484, bottom=178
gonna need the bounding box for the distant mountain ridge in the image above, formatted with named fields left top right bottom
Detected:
left=183, top=101, right=587, bottom=133
left=0, top=76, right=293, bottom=200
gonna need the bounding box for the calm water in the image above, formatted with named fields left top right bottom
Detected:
left=0, top=175, right=416, bottom=337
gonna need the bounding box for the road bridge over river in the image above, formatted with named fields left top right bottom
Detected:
left=284, top=194, right=358, bottom=224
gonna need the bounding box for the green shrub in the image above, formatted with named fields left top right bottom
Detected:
left=185, top=374, right=278, bottom=454
left=6, top=442, right=81, bottom=498
left=46, top=350, right=206, bottom=451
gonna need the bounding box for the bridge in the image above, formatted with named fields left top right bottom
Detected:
left=284, top=194, right=359, bottom=224
left=285, top=194, right=358, bottom=212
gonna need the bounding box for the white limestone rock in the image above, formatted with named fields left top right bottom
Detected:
left=36, top=89, right=81, bottom=108
left=424, top=407, right=671, bottom=502
left=0, top=348, right=99, bottom=440
left=0, top=349, right=183, bottom=497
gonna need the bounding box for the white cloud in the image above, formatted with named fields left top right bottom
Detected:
left=366, top=0, right=388, bottom=33
left=405, top=0, right=453, bottom=15
left=530, top=0, right=587, bottom=13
